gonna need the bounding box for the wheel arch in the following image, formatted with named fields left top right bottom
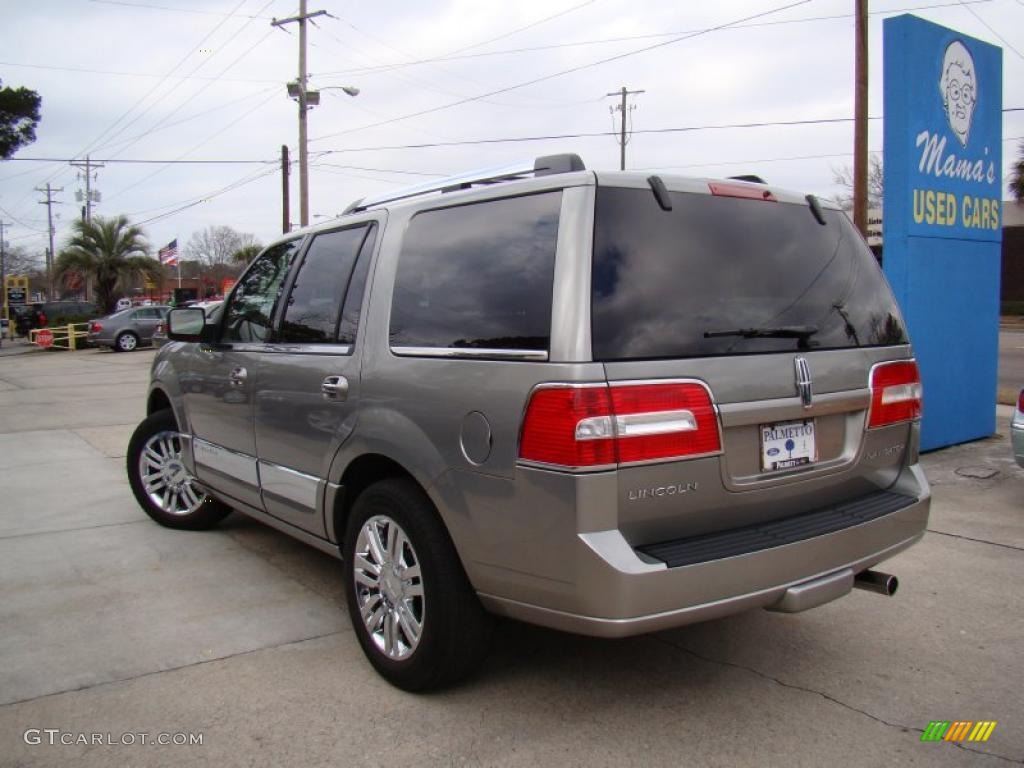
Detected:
left=329, top=453, right=420, bottom=546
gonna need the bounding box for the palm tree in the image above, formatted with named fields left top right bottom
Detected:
left=1010, top=140, right=1024, bottom=203
left=55, top=215, right=163, bottom=314
left=231, top=243, right=262, bottom=265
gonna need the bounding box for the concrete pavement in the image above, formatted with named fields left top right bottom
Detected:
left=0, top=347, right=1021, bottom=767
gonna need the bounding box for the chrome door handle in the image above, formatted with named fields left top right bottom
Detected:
left=229, top=367, right=247, bottom=387
left=321, top=375, right=349, bottom=401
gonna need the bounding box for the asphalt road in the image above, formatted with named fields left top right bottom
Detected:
left=0, top=347, right=1021, bottom=767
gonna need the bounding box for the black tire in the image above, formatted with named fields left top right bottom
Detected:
left=343, top=478, right=493, bottom=691
left=114, top=331, right=139, bottom=352
left=126, top=409, right=231, bottom=530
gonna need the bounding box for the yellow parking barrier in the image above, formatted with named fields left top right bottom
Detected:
left=28, top=323, right=91, bottom=351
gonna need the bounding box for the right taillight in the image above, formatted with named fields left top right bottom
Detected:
left=519, top=381, right=721, bottom=470
left=868, top=360, right=922, bottom=428
left=1017, top=389, right=1024, bottom=412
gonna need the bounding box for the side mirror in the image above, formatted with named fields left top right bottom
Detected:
left=167, top=308, right=216, bottom=343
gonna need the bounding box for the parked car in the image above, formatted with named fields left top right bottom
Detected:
left=127, top=155, right=930, bottom=691
left=116, top=298, right=132, bottom=311
left=88, top=306, right=169, bottom=351
left=152, top=301, right=222, bottom=348
left=1013, top=389, right=1024, bottom=468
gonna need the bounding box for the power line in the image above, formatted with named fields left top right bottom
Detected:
left=5, top=157, right=276, bottom=165
left=315, top=107, right=1024, bottom=154
left=310, top=0, right=815, bottom=143
left=94, top=85, right=280, bottom=155
left=87, top=0, right=277, bottom=18
left=96, top=0, right=279, bottom=158
left=443, top=0, right=603, bottom=56
left=72, top=0, right=253, bottom=162
left=133, top=166, right=281, bottom=226
left=0, top=59, right=279, bottom=84
left=956, top=0, right=1024, bottom=60
left=104, top=89, right=281, bottom=202
left=312, top=0, right=997, bottom=80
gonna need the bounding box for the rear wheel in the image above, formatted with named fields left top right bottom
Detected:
left=343, top=478, right=493, bottom=691
left=126, top=409, right=231, bottom=530
left=115, top=331, right=139, bottom=352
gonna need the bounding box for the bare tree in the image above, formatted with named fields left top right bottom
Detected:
left=832, top=155, right=884, bottom=209
left=2, top=244, right=44, bottom=275
left=184, top=225, right=258, bottom=270
left=183, top=226, right=259, bottom=297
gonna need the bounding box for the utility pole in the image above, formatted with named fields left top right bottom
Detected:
left=606, top=86, right=645, bottom=170
left=853, top=0, right=869, bottom=237
left=281, top=144, right=291, bottom=233
left=272, top=2, right=328, bottom=228
left=70, top=156, right=104, bottom=223
left=36, top=183, right=62, bottom=300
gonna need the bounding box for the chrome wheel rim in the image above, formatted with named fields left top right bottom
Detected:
left=119, top=334, right=137, bottom=351
left=353, top=515, right=425, bottom=660
left=138, top=430, right=207, bottom=515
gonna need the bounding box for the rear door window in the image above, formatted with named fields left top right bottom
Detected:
left=591, top=187, right=908, bottom=360
left=279, top=224, right=375, bottom=345
left=390, top=191, right=561, bottom=354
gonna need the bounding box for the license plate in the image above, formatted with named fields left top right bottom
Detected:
left=760, top=419, right=817, bottom=471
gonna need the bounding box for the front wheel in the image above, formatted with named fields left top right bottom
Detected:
left=126, top=409, right=231, bottom=530
left=343, top=479, right=493, bottom=691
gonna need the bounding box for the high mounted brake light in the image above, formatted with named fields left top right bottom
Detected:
left=868, top=360, right=922, bottom=428
left=519, top=381, right=721, bottom=470
left=708, top=182, right=777, bottom=202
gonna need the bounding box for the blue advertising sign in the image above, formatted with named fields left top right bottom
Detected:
left=883, top=15, right=1003, bottom=451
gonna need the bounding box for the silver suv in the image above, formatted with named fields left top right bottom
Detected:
left=127, top=155, right=930, bottom=690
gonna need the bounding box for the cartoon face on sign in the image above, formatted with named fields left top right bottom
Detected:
left=939, top=40, right=977, bottom=147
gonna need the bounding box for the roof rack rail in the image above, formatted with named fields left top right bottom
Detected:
left=343, top=153, right=585, bottom=214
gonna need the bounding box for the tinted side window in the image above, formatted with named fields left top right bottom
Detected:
left=337, top=225, right=378, bottom=345
left=390, top=191, right=561, bottom=352
left=279, top=225, right=371, bottom=344
left=222, top=240, right=302, bottom=343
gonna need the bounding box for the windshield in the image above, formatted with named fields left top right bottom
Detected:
left=591, top=187, right=908, bottom=361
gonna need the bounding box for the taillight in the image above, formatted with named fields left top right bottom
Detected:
left=868, top=360, right=922, bottom=428
left=519, top=381, right=721, bottom=469
left=1018, top=390, right=1024, bottom=412
left=156, top=322, right=165, bottom=333
left=90, top=322, right=102, bottom=333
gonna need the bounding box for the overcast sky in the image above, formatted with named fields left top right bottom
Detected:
left=1, top=0, right=1021, bottom=264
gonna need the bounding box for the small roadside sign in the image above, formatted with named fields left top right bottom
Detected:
left=36, top=329, right=54, bottom=348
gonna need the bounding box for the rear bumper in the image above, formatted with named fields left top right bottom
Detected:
left=1012, top=421, right=1024, bottom=468
left=476, top=464, right=929, bottom=638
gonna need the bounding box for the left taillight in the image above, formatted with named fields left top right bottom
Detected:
left=519, top=381, right=721, bottom=470
left=156, top=322, right=165, bottom=334
left=90, top=322, right=102, bottom=333
left=868, top=360, right=922, bottom=428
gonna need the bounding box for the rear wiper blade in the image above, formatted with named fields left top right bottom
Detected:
left=704, top=325, right=819, bottom=342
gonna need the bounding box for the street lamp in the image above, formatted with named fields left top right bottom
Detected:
left=285, top=81, right=358, bottom=226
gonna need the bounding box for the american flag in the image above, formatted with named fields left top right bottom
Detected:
left=158, top=239, right=179, bottom=267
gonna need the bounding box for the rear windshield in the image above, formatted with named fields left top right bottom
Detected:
left=591, top=187, right=908, bottom=361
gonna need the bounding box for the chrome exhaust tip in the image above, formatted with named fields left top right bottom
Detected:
left=854, top=569, right=899, bottom=596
